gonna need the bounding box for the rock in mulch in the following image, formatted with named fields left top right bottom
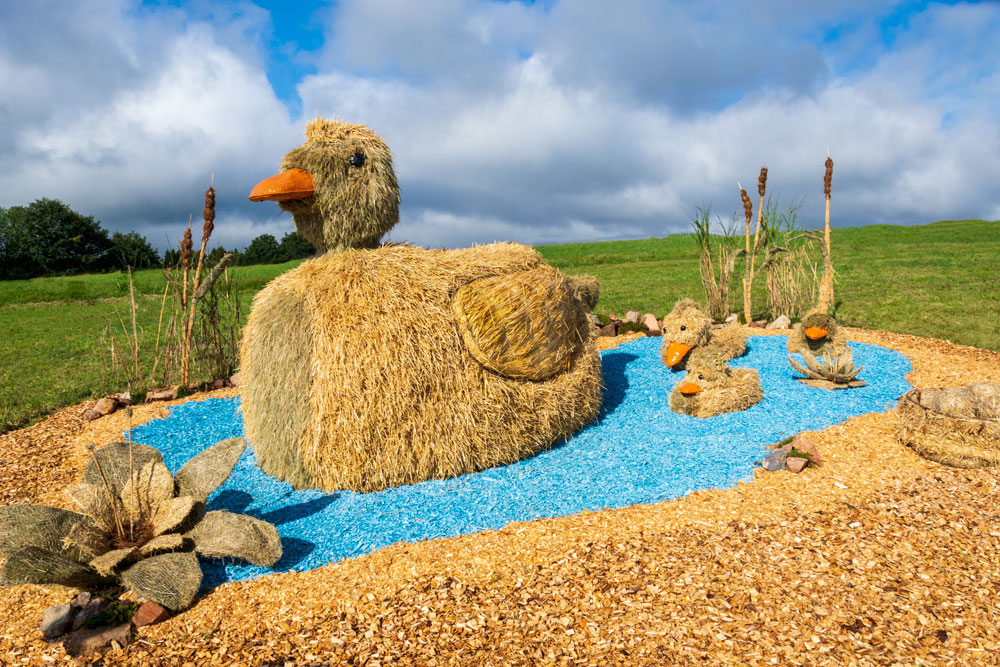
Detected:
left=597, top=322, right=618, bottom=337
left=81, top=409, right=102, bottom=421
left=791, top=434, right=823, bottom=467
left=767, top=314, right=791, bottom=330
left=145, top=386, right=179, bottom=402
left=65, top=622, right=133, bottom=657
left=725, top=313, right=739, bottom=324
left=41, top=603, right=76, bottom=639
left=624, top=311, right=641, bottom=324
left=132, top=601, right=171, bottom=628
left=94, top=397, right=120, bottom=416
left=641, top=313, right=660, bottom=335
left=761, top=450, right=788, bottom=471
left=72, top=597, right=109, bottom=632
left=587, top=314, right=603, bottom=327
left=229, top=372, right=241, bottom=387
left=786, top=457, right=809, bottom=473
left=747, top=320, right=767, bottom=329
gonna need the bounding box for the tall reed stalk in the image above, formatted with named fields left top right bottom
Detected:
left=692, top=208, right=740, bottom=320
left=748, top=166, right=767, bottom=311
left=740, top=185, right=754, bottom=323
left=817, top=153, right=835, bottom=312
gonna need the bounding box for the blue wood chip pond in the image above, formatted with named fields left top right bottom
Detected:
left=131, top=335, right=912, bottom=588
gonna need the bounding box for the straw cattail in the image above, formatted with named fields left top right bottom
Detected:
left=201, top=186, right=216, bottom=242
left=180, top=226, right=193, bottom=271
left=824, top=157, right=833, bottom=198
left=740, top=187, right=753, bottom=225
left=817, top=154, right=835, bottom=312
left=758, top=166, right=768, bottom=197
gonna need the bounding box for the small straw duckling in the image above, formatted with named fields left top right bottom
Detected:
left=669, top=347, right=762, bottom=418
left=660, top=299, right=747, bottom=370
left=787, top=311, right=847, bottom=358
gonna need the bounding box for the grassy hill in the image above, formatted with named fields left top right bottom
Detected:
left=1, top=219, right=996, bottom=433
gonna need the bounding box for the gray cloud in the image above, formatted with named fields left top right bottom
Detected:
left=1, top=0, right=997, bottom=254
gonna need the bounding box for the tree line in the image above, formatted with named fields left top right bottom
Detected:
left=0, top=199, right=315, bottom=280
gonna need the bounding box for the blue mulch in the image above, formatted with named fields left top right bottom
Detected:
left=131, top=335, right=911, bottom=587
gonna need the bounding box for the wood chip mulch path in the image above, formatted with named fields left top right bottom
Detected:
left=2, top=329, right=999, bottom=665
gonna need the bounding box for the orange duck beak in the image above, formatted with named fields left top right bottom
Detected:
left=678, top=382, right=702, bottom=396
left=805, top=326, right=828, bottom=340
left=248, top=168, right=315, bottom=202
left=664, top=342, right=693, bottom=367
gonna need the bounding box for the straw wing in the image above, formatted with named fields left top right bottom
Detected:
left=174, top=437, right=247, bottom=503
left=187, top=511, right=282, bottom=567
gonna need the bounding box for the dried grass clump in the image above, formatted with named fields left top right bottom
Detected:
left=277, top=119, right=400, bottom=252
left=669, top=348, right=762, bottom=418
left=897, top=384, right=1000, bottom=468
left=240, top=242, right=602, bottom=493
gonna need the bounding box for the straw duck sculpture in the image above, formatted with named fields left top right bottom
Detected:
left=669, top=348, right=762, bottom=418
left=787, top=311, right=846, bottom=358
left=659, top=299, right=747, bottom=370
left=241, top=119, right=602, bottom=493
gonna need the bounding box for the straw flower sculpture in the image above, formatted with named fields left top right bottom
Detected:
left=0, top=439, right=281, bottom=611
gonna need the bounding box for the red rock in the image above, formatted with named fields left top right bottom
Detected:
left=94, top=397, right=119, bottom=415
left=597, top=323, right=617, bottom=337
left=65, top=623, right=132, bottom=657
left=210, top=378, right=230, bottom=391
left=792, top=434, right=823, bottom=467
left=747, top=320, right=766, bottom=329
left=786, top=457, right=808, bottom=473
left=82, top=409, right=101, bottom=421
left=642, top=314, right=660, bottom=333
left=131, top=601, right=171, bottom=627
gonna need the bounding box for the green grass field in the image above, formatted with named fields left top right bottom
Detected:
left=1, top=219, right=996, bottom=433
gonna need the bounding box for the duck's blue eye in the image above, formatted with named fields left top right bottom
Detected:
left=349, top=153, right=365, bottom=167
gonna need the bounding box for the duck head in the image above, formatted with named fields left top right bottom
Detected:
left=660, top=299, right=712, bottom=368
left=249, top=118, right=400, bottom=252
left=798, top=311, right=838, bottom=349
left=669, top=347, right=730, bottom=413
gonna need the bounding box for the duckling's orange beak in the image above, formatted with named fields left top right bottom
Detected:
left=805, top=326, right=828, bottom=340
left=678, top=382, right=702, bottom=396
left=249, top=168, right=315, bottom=202
left=665, top=342, right=693, bottom=367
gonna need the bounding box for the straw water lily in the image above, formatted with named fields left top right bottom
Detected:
left=0, top=438, right=281, bottom=611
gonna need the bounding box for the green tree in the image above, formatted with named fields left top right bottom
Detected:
left=277, top=231, right=315, bottom=262
left=242, top=234, right=280, bottom=265
left=110, top=231, right=160, bottom=270
left=0, top=199, right=114, bottom=279
left=162, top=248, right=181, bottom=267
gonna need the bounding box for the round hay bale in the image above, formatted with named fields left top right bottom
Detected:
left=896, top=388, right=1000, bottom=468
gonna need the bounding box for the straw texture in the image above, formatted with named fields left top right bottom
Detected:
left=277, top=119, right=400, bottom=252
left=897, top=384, right=1000, bottom=467
left=241, top=242, right=602, bottom=493
left=659, top=299, right=746, bottom=369
left=787, top=311, right=847, bottom=357
left=669, top=348, right=762, bottom=418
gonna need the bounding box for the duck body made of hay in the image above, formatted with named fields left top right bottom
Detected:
left=669, top=347, right=762, bottom=418
left=242, top=119, right=602, bottom=493
left=897, top=382, right=1000, bottom=468
left=659, top=299, right=746, bottom=371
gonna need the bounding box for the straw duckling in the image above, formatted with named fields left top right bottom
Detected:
left=787, top=311, right=847, bottom=358
left=669, top=348, right=762, bottom=418
left=659, top=299, right=747, bottom=370
left=241, top=119, right=602, bottom=493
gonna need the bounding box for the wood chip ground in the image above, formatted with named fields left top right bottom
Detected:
left=2, top=329, right=1000, bottom=665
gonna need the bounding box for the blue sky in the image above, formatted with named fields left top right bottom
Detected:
left=1, top=0, right=997, bottom=251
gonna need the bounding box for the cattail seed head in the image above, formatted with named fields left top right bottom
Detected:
left=202, top=186, right=216, bottom=242
left=740, top=188, right=753, bottom=224
left=757, top=166, right=768, bottom=197
left=181, top=226, right=193, bottom=270
left=824, top=157, right=834, bottom=198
